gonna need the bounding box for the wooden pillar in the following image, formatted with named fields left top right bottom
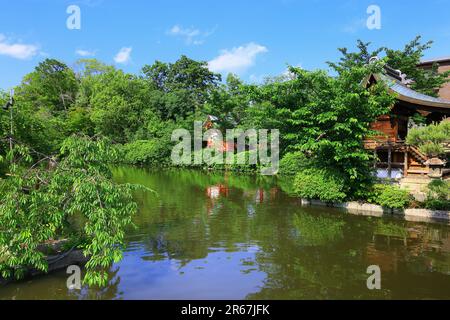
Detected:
left=387, top=147, right=392, bottom=178
left=404, top=148, right=408, bottom=177
left=373, top=149, right=378, bottom=169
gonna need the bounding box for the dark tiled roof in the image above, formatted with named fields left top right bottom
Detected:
left=378, top=73, right=450, bottom=108
left=418, top=56, right=450, bottom=65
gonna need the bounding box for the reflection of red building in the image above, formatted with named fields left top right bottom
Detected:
left=206, top=185, right=229, bottom=199
left=257, top=187, right=280, bottom=203
left=205, top=184, right=229, bottom=215
left=255, top=189, right=265, bottom=203
left=365, top=225, right=450, bottom=274
left=366, top=241, right=400, bottom=273
left=243, top=187, right=280, bottom=204
left=270, top=187, right=279, bottom=199
left=204, top=184, right=281, bottom=214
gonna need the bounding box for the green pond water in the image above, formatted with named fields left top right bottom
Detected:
left=1, top=167, right=450, bottom=300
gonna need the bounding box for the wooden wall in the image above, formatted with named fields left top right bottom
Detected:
left=369, top=115, right=398, bottom=143
left=418, top=60, right=450, bottom=100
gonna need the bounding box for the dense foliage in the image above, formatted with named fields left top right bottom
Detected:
left=329, top=36, right=450, bottom=97
left=246, top=62, right=394, bottom=199
left=1, top=36, right=448, bottom=285
left=366, top=184, right=412, bottom=209
left=424, top=180, right=450, bottom=210
left=0, top=136, right=141, bottom=286
left=294, top=168, right=347, bottom=203
left=278, top=152, right=309, bottom=176
left=406, top=120, right=450, bottom=157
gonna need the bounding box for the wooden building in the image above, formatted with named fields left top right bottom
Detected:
left=364, top=65, right=450, bottom=181
left=417, top=56, right=450, bottom=100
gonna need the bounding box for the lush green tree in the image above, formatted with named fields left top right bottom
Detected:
left=244, top=62, right=395, bottom=197
left=0, top=89, right=61, bottom=158
left=66, top=107, right=95, bottom=136
left=406, top=119, right=450, bottom=157
left=142, top=55, right=221, bottom=120
left=329, top=36, right=450, bottom=97
left=142, top=55, right=221, bottom=94
left=0, top=90, right=9, bottom=175
left=279, top=151, right=310, bottom=176
left=328, top=39, right=384, bottom=74
left=18, top=59, right=78, bottom=112
left=71, top=59, right=114, bottom=136
left=74, top=58, right=114, bottom=78
left=1, top=59, right=81, bottom=156
left=385, top=36, right=450, bottom=97
left=0, top=136, right=141, bottom=286
left=204, top=73, right=250, bottom=131
left=83, top=68, right=155, bottom=143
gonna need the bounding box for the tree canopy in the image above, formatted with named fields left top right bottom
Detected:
left=328, top=36, right=450, bottom=97
left=1, top=36, right=448, bottom=285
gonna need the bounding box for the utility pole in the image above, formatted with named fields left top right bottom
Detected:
left=2, top=89, right=15, bottom=163
left=9, top=89, right=14, bottom=154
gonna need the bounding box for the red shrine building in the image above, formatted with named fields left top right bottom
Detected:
left=364, top=59, right=450, bottom=191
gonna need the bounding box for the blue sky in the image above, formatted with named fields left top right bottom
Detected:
left=1, top=0, right=449, bottom=89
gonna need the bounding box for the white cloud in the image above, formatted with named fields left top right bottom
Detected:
left=114, top=47, right=132, bottom=64
left=208, top=42, right=268, bottom=74
left=167, top=25, right=215, bottom=45
left=78, top=0, right=104, bottom=7
left=76, top=49, right=96, bottom=57
left=0, top=34, right=38, bottom=60
left=249, top=74, right=266, bottom=84
left=169, top=25, right=200, bottom=38
left=282, top=64, right=302, bottom=79
left=342, top=18, right=366, bottom=34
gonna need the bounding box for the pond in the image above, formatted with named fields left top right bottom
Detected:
left=1, top=167, right=450, bottom=300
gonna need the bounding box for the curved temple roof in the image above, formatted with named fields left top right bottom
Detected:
left=418, top=56, right=450, bottom=65
left=375, top=73, right=450, bottom=109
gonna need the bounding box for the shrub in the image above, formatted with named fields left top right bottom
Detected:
left=406, top=120, right=450, bottom=157
left=367, top=184, right=412, bottom=209
left=419, top=143, right=445, bottom=158
left=279, top=152, right=309, bottom=176
left=427, top=179, right=450, bottom=200
left=294, top=168, right=347, bottom=203
left=424, top=199, right=450, bottom=211
left=229, top=151, right=259, bottom=172
left=424, top=180, right=450, bottom=210
left=200, top=150, right=259, bottom=172
left=119, top=139, right=170, bottom=166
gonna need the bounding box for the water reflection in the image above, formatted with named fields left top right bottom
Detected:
left=1, top=167, right=450, bottom=299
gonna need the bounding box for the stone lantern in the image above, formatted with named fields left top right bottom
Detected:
left=425, top=157, right=446, bottom=179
